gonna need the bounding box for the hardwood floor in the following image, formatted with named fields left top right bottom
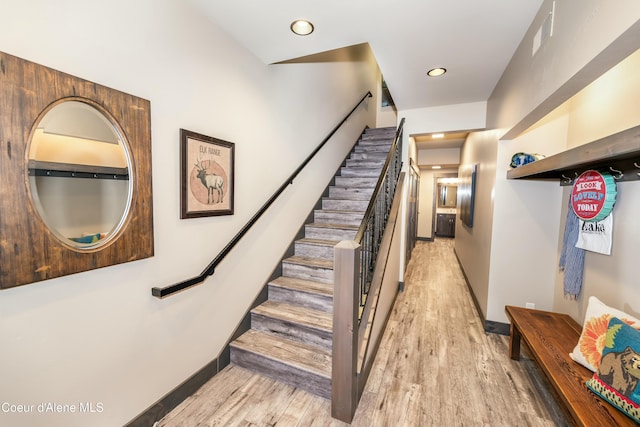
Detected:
left=158, top=239, right=569, bottom=427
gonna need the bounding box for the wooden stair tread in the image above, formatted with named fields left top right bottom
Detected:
left=347, top=159, right=384, bottom=164
left=341, top=166, right=383, bottom=171
left=352, top=146, right=388, bottom=150
left=284, top=256, right=333, bottom=269
left=307, top=222, right=358, bottom=231
left=253, top=300, right=332, bottom=331
left=360, top=135, right=394, bottom=141
left=328, top=197, right=372, bottom=202
left=269, top=276, right=333, bottom=297
left=316, top=208, right=365, bottom=215
left=231, top=330, right=331, bottom=378
left=322, top=196, right=372, bottom=202
left=295, top=237, right=339, bottom=247
left=330, top=185, right=375, bottom=191
left=339, top=168, right=383, bottom=175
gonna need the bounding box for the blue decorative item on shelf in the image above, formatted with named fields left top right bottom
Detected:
left=510, top=152, right=545, bottom=168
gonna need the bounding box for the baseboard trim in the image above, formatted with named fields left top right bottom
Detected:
left=453, top=248, right=509, bottom=336
left=125, top=285, right=268, bottom=427
left=416, top=236, right=434, bottom=242
left=485, top=320, right=510, bottom=336
left=124, top=357, right=221, bottom=427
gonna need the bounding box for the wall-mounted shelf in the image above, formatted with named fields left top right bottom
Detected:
left=28, top=160, right=129, bottom=180
left=507, top=123, right=640, bottom=185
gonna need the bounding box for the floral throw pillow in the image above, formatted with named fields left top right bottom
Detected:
left=570, top=296, right=640, bottom=372
left=586, top=317, right=640, bottom=423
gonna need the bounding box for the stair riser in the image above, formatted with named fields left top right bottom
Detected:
left=230, top=347, right=331, bottom=399
left=329, top=187, right=374, bottom=200
left=314, top=210, right=364, bottom=226
left=364, top=127, right=395, bottom=133
left=340, top=167, right=382, bottom=178
left=250, top=313, right=332, bottom=351
left=334, top=177, right=378, bottom=188
left=322, top=198, right=369, bottom=211
left=282, top=262, right=333, bottom=284
left=346, top=159, right=385, bottom=168
left=268, top=285, right=333, bottom=313
left=350, top=151, right=389, bottom=160
left=305, top=226, right=357, bottom=241
left=360, top=138, right=394, bottom=144
left=354, top=144, right=392, bottom=152
left=356, top=141, right=393, bottom=149
left=294, top=241, right=335, bottom=260
left=361, top=132, right=395, bottom=140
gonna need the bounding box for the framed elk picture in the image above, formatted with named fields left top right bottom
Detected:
left=180, top=129, right=235, bottom=218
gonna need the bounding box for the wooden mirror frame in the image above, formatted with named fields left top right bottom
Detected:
left=0, top=51, right=154, bottom=289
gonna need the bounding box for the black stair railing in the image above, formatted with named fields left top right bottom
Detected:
left=354, top=117, right=404, bottom=314
left=152, top=91, right=372, bottom=298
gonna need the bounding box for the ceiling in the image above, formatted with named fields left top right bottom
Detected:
left=189, top=0, right=542, bottom=113
left=413, top=131, right=469, bottom=150
left=414, top=131, right=469, bottom=170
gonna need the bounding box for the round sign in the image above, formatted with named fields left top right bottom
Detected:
left=571, top=170, right=617, bottom=221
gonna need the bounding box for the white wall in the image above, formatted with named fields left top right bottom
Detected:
left=489, top=0, right=640, bottom=137
left=417, top=169, right=436, bottom=238
left=377, top=106, right=398, bottom=128
left=401, top=102, right=486, bottom=146
left=417, top=147, right=460, bottom=166
left=400, top=102, right=485, bottom=178
left=485, top=123, right=564, bottom=322
left=457, top=1, right=640, bottom=325
left=454, top=131, right=499, bottom=318
left=0, top=1, right=380, bottom=426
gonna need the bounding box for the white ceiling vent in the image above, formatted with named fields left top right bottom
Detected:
left=532, top=1, right=555, bottom=56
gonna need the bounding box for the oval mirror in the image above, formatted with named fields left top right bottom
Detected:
left=27, top=100, right=132, bottom=251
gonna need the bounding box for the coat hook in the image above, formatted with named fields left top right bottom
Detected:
left=609, top=167, right=624, bottom=180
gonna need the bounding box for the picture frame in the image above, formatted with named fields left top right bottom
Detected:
left=459, top=163, right=477, bottom=228
left=180, top=129, right=235, bottom=218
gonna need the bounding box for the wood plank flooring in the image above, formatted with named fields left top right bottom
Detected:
left=158, top=239, right=569, bottom=426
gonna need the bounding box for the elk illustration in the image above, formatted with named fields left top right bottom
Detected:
left=194, top=159, right=225, bottom=204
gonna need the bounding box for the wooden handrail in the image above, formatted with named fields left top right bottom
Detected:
left=152, top=91, right=372, bottom=298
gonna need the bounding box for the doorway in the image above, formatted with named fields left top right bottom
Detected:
left=405, top=161, right=420, bottom=265
left=433, top=175, right=458, bottom=238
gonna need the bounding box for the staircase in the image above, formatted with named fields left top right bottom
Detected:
left=229, top=126, right=396, bottom=399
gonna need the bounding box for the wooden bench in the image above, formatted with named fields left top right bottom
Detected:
left=505, top=305, right=636, bottom=427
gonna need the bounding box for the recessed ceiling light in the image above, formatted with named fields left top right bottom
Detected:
left=427, top=67, right=447, bottom=77
left=432, top=165, right=442, bottom=170
left=290, top=19, right=314, bottom=36
left=431, top=133, right=444, bottom=139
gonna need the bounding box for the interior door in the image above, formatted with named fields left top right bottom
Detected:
left=405, top=162, right=419, bottom=265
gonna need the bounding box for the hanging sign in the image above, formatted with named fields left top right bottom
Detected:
left=571, top=170, right=617, bottom=222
